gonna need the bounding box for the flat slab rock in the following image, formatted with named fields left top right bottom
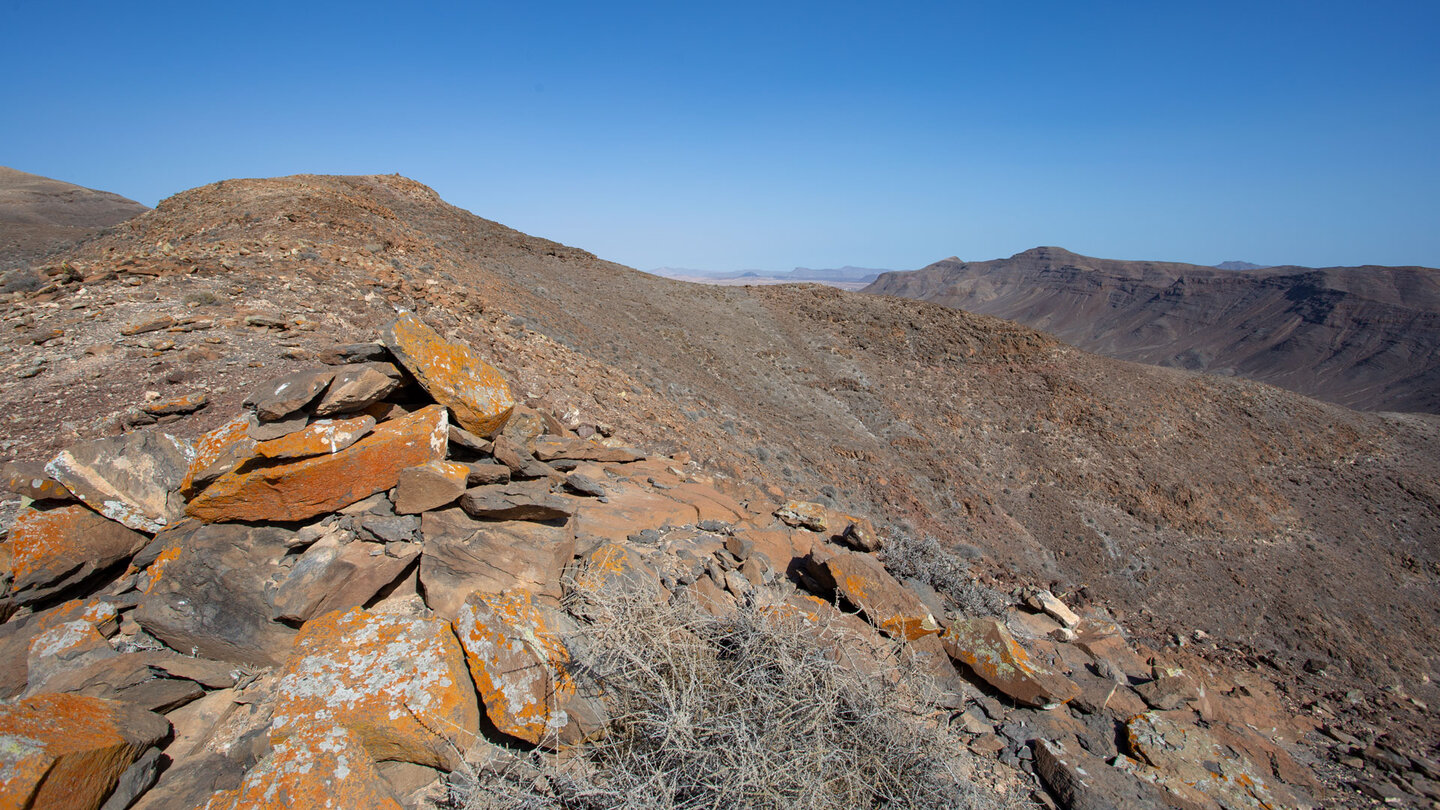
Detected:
left=269, top=607, right=479, bottom=770
left=419, top=508, right=574, bottom=619
left=381, top=313, right=515, bottom=435
left=186, top=405, right=448, bottom=523
left=941, top=617, right=1081, bottom=709
left=201, top=723, right=403, bottom=810
left=6, top=503, right=149, bottom=606
left=45, top=430, right=194, bottom=533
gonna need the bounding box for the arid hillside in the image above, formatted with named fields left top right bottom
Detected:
left=865, top=247, right=1440, bottom=413
left=0, top=167, right=149, bottom=271
left=2, top=174, right=1437, bottom=761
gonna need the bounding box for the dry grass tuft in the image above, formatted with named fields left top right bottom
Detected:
left=879, top=530, right=1011, bottom=619
left=448, top=584, right=1022, bottom=810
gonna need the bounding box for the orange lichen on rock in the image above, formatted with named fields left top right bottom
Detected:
left=824, top=549, right=939, bottom=641
left=253, top=414, right=376, bottom=460
left=454, top=591, right=576, bottom=746
left=270, top=607, right=479, bottom=769
left=381, top=313, right=515, bottom=435
left=0, top=693, right=169, bottom=810
left=201, top=723, right=402, bottom=810
left=7, top=504, right=148, bottom=604
left=942, top=617, right=1081, bottom=709
left=186, top=405, right=448, bottom=523
left=180, top=414, right=255, bottom=496
left=573, top=542, right=667, bottom=603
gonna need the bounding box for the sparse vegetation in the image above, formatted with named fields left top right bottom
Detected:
left=451, top=585, right=1018, bottom=810
left=880, top=530, right=1010, bottom=619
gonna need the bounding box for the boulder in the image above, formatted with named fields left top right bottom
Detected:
left=46, top=430, right=194, bottom=532
left=380, top=313, right=515, bottom=435
left=201, top=723, right=403, bottom=810
left=253, top=414, right=376, bottom=460
left=242, top=368, right=334, bottom=421
left=941, top=617, right=1081, bottom=709
left=179, top=414, right=255, bottom=497
left=0, top=460, right=74, bottom=502
left=822, top=548, right=939, bottom=640
left=532, top=435, right=640, bottom=463
left=268, top=536, right=419, bottom=624
left=418, top=509, right=574, bottom=618
left=312, top=362, right=403, bottom=417
left=0, top=693, right=169, bottom=810
left=571, top=542, right=667, bottom=603
left=6, top=504, right=149, bottom=606
left=270, top=608, right=479, bottom=769
left=454, top=590, right=605, bottom=747
left=186, top=405, right=448, bottom=523
left=133, top=523, right=297, bottom=666
left=1034, top=738, right=1171, bottom=810
left=1125, top=711, right=1305, bottom=810
left=458, top=480, right=574, bottom=521
left=394, top=460, right=470, bottom=514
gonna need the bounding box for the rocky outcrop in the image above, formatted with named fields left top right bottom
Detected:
left=0, top=316, right=1327, bottom=809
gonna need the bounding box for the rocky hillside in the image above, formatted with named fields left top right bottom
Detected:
left=0, top=167, right=148, bottom=272
left=0, top=317, right=1335, bottom=808
left=864, top=247, right=1440, bottom=413
left=1, top=174, right=1437, bottom=803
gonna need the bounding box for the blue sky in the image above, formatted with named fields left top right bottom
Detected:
left=4, top=1, right=1437, bottom=270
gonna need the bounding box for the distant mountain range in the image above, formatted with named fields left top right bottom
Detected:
left=651, top=265, right=887, bottom=284
left=864, top=246, right=1440, bottom=413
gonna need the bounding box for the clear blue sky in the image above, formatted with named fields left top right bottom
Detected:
left=4, top=1, right=1437, bottom=270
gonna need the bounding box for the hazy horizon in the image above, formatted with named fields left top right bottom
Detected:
left=4, top=2, right=1436, bottom=271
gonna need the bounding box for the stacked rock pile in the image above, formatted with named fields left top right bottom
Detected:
left=0, top=314, right=1323, bottom=809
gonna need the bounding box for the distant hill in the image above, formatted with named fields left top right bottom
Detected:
left=864, top=246, right=1440, bottom=413
left=1215, top=260, right=1273, bottom=271
left=651, top=265, right=887, bottom=285
left=0, top=167, right=148, bottom=270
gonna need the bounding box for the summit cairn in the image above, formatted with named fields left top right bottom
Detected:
left=0, top=314, right=1322, bottom=809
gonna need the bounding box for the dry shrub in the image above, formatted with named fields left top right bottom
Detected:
left=451, top=585, right=1019, bottom=810
left=879, top=530, right=1010, bottom=619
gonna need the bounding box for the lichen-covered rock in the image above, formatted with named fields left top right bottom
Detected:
left=419, top=509, right=574, bottom=619
left=823, top=548, right=939, bottom=640
left=45, top=430, right=194, bottom=532
left=1125, top=711, right=1308, bottom=809
left=0, top=460, right=74, bottom=502
left=380, top=313, right=515, bottom=435
left=201, top=723, right=402, bottom=810
left=6, top=504, right=149, bottom=606
left=454, top=591, right=604, bottom=747
left=941, top=617, right=1081, bottom=709
left=0, top=693, right=169, bottom=810
left=394, top=460, right=470, bottom=515
left=270, top=608, right=479, bottom=769
left=179, top=414, right=255, bottom=497
left=186, top=405, right=447, bottom=523
left=571, top=542, right=667, bottom=603
left=253, top=414, right=376, bottom=460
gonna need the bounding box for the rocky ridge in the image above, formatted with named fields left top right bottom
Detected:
left=864, top=247, right=1440, bottom=414
left=0, top=174, right=1436, bottom=803
left=0, top=315, right=1354, bottom=809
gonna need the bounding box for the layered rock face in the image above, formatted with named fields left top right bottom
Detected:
left=0, top=317, right=1341, bottom=809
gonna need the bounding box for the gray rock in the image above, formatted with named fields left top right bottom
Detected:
left=1034, top=739, right=1163, bottom=810
left=360, top=514, right=421, bottom=543
left=131, top=754, right=246, bottom=810
left=134, top=523, right=297, bottom=666
left=45, top=430, right=194, bottom=532
left=99, top=746, right=164, bottom=810
left=312, top=362, right=403, bottom=417
left=316, top=342, right=391, bottom=365
left=465, top=461, right=511, bottom=486
left=242, top=368, right=334, bottom=421
left=269, top=536, right=419, bottom=624
left=459, top=480, right=575, bottom=522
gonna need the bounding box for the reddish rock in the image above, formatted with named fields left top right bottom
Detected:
left=242, top=368, right=335, bottom=421
left=269, top=536, right=419, bottom=624
left=491, top=436, right=561, bottom=480
left=571, top=542, right=667, bottom=603
left=570, top=486, right=699, bottom=546
left=418, top=509, right=574, bottom=618
left=464, top=461, right=510, bottom=486
left=532, top=435, right=640, bottom=463
left=380, top=313, right=515, bottom=435
left=394, top=460, right=470, bottom=514
left=1126, top=711, right=1306, bottom=809
left=774, top=501, right=829, bottom=531
left=270, top=608, right=479, bottom=769
left=186, top=405, right=448, bottom=523
left=941, top=617, right=1082, bottom=708
left=253, top=414, right=376, bottom=460
left=180, top=414, right=255, bottom=496
left=312, top=362, right=403, bottom=417
left=141, top=392, right=208, bottom=416
left=454, top=591, right=605, bottom=747
left=0, top=693, right=169, bottom=810
left=458, top=480, right=574, bottom=521
left=823, top=548, right=939, bottom=640
left=121, top=315, right=176, bottom=336
left=7, top=504, right=149, bottom=606
left=45, top=430, right=194, bottom=532
left=665, top=482, right=749, bottom=524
